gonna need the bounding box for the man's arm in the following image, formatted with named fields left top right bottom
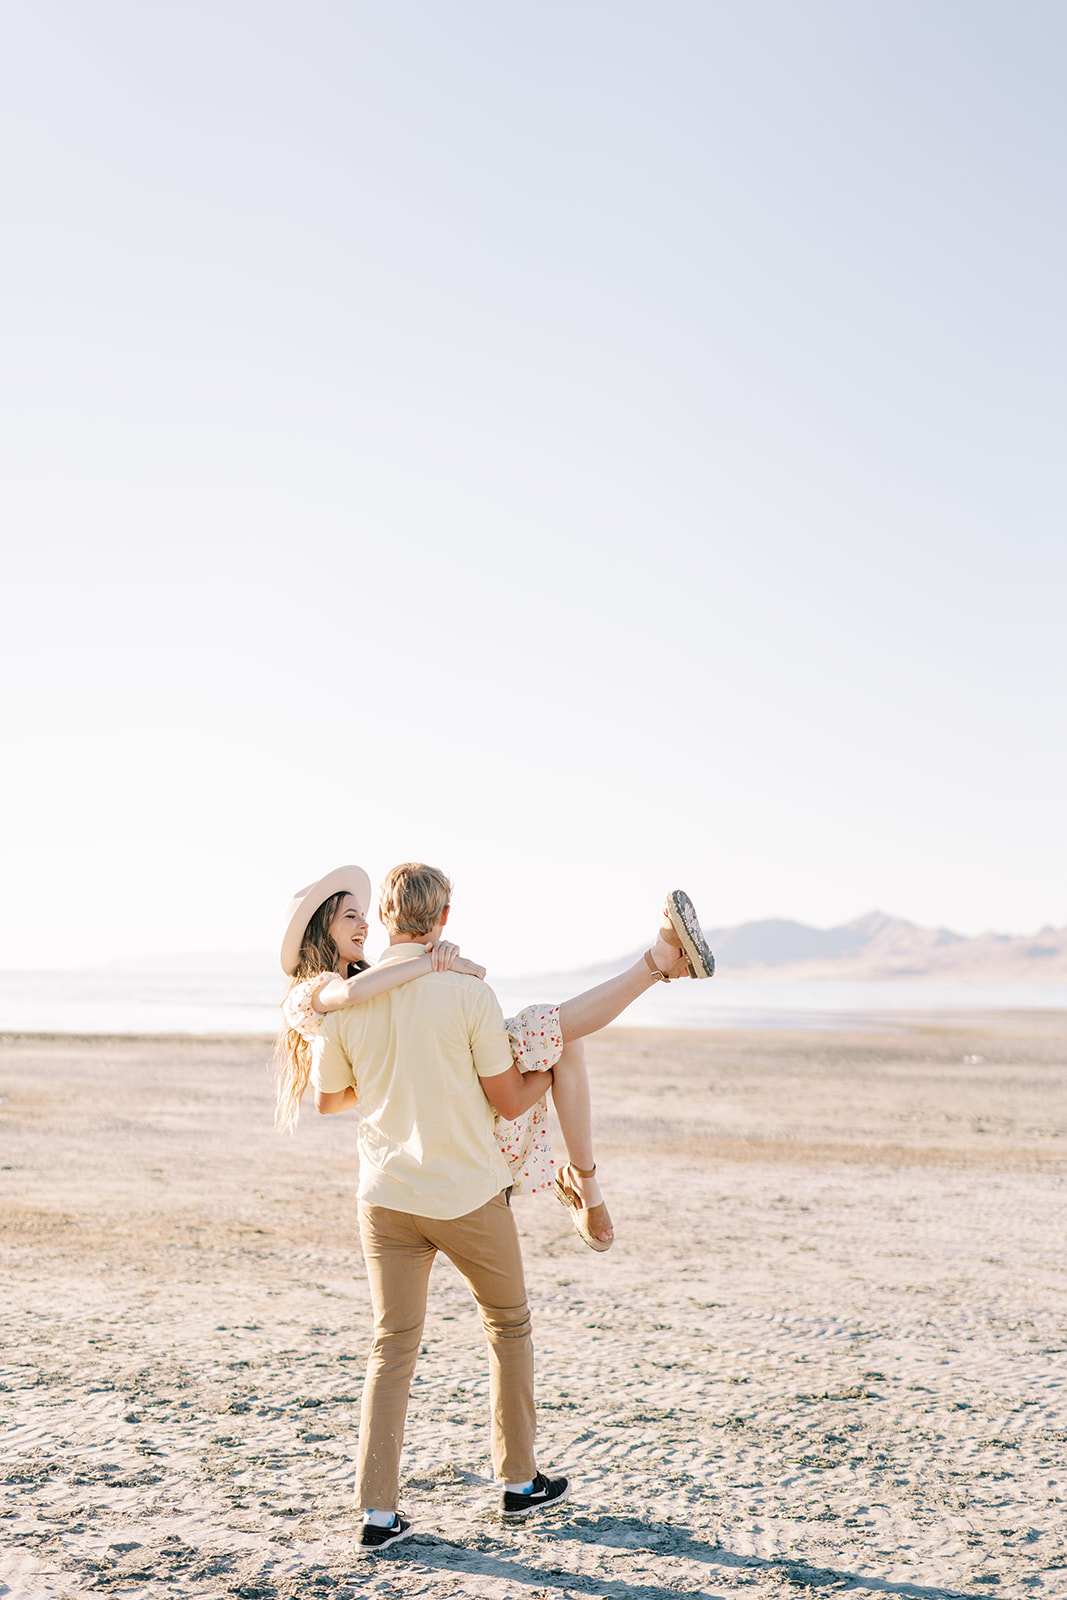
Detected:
left=311, top=1022, right=357, bottom=1115
left=478, top=1062, right=553, bottom=1120
left=466, top=979, right=544, bottom=1117
left=315, top=1085, right=358, bottom=1115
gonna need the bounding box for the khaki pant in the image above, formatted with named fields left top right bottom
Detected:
left=355, top=1189, right=537, bottom=1511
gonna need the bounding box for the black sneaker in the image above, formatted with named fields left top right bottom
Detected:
left=359, top=1514, right=414, bottom=1553
left=500, top=1472, right=571, bottom=1522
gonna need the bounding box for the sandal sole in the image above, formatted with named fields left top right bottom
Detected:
left=666, top=890, right=715, bottom=979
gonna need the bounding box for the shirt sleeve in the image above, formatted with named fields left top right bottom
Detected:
left=468, top=983, right=518, bottom=1079
left=310, top=1013, right=356, bottom=1095
left=282, top=974, right=330, bottom=1043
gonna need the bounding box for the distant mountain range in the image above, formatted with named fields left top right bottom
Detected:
left=114, top=915, right=1067, bottom=987
left=564, top=911, right=1067, bottom=983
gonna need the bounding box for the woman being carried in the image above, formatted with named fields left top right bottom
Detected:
left=274, top=864, right=715, bottom=1253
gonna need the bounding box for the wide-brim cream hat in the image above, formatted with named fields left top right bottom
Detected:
left=280, top=864, right=373, bottom=976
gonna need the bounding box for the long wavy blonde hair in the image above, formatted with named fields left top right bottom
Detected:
left=273, top=890, right=368, bottom=1133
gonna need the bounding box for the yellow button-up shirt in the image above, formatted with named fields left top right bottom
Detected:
left=310, top=944, right=515, bottom=1219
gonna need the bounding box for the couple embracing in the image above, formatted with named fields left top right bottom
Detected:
left=275, top=861, right=714, bottom=1552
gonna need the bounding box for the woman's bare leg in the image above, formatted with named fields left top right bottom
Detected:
left=550, top=1040, right=594, bottom=1170
left=551, top=923, right=689, bottom=1247
left=549, top=1039, right=612, bottom=1244
left=557, top=929, right=687, bottom=1042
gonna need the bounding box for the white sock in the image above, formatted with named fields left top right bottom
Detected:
left=505, top=1480, right=534, bottom=1494
left=363, top=1509, right=396, bottom=1527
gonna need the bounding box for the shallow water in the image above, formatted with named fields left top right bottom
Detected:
left=1, top=966, right=1065, bottom=1035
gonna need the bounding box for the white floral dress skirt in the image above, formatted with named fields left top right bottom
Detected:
left=283, top=979, right=561, bottom=1197
left=495, top=1003, right=562, bottom=1195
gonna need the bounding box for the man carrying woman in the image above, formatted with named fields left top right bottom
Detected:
left=281, top=860, right=714, bottom=1549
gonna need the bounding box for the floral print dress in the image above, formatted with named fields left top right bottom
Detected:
left=283, top=977, right=560, bottom=1196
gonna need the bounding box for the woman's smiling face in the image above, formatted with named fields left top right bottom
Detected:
left=328, top=893, right=370, bottom=968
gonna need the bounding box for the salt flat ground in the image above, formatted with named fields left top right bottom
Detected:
left=2, top=1017, right=1067, bottom=1600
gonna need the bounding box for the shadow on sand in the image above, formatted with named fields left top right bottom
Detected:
left=383, top=1514, right=988, bottom=1599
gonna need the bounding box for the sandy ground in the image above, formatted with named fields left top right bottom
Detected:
left=3, top=1016, right=1067, bottom=1600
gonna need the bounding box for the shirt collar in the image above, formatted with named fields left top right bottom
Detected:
left=375, top=942, right=429, bottom=967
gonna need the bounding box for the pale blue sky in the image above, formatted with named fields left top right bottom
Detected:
left=2, top=1, right=1064, bottom=974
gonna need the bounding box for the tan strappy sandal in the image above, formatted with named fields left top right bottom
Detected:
left=552, top=1162, right=614, bottom=1253
left=663, top=890, right=715, bottom=979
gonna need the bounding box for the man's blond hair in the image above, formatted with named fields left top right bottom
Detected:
left=379, top=862, right=453, bottom=938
